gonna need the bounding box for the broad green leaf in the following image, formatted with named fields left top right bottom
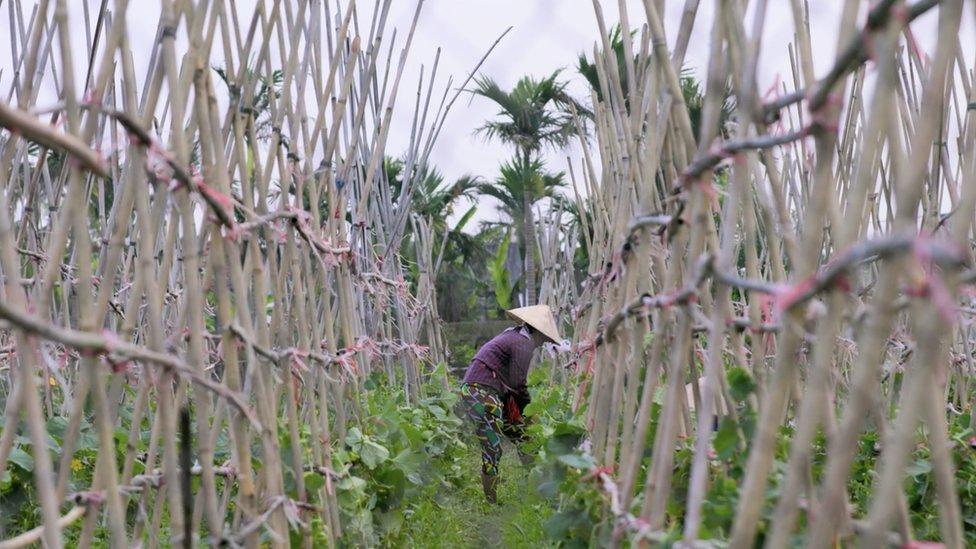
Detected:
left=545, top=508, right=584, bottom=539
left=375, top=466, right=407, bottom=503
left=359, top=439, right=390, bottom=469
left=376, top=508, right=404, bottom=535
left=336, top=477, right=368, bottom=509
left=345, top=427, right=364, bottom=448
left=538, top=480, right=560, bottom=498
left=9, top=447, right=34, bottom=473
left=523, top=400, right=543, bottom=417
left=727, top=367, right=757, bottom=403
left=392, top=449, right=424, bottom=480
left=489, top=230, right=513, bottom=310
left=336, top=475, right=366, bottom=492
left=78, top=424, right=98, bottom=451
left=906, top=459, right=932, bottom=477
left=527, top=366, right=549, bottom=386
left=713, top=417, right=739, bottom=459
left=304, top=471, right=326, bottom=492
left=400, top=423, right=424, bottom=447
left=557, top=452, right=594, bottom=470
left=547, top=433, right=581, bottom=456
left=47, top=417, right=69, bottom=440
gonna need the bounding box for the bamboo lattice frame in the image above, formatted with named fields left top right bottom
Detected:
left=550, top=0, right=976, bottom=546
left=1, top=0, right=976, bottom=547
left=0, top=0, right=504, bottom=546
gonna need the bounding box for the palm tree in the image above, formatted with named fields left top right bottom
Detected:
left=383, top=157, right=490, bottom=320
left=471, top=71, right=583, bottom=305
left=383, top=157, right=478, bottom=236
left=476, top=160, right=564, bottom=309
left=213, top=66, right=284, bottom=142
left=576, top=26, right=635, bottom=109
left=476, top=159, right=565, bottom=232
left=577, top=27, right=735, bottom=139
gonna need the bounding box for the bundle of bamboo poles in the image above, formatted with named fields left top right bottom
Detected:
left=567, top=0, right=976, bottom=546
left=0, top=0, right=487, bottom=546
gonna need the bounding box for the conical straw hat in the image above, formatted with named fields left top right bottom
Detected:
left=505, top=305, right=561, bottom=343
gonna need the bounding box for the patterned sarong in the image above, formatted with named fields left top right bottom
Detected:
left=459, top=383, right=505, bottom=476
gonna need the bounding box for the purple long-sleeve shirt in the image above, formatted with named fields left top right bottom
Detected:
left=462, top=326, right=536, bottom=395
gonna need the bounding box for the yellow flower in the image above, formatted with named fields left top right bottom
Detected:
left=71, top=459, right=83, bottom=472
left=48, top=376, right=57, bottom=387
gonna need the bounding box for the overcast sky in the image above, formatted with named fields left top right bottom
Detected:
left=1, top=1, right=970, bottom=228
left=378, top=1, right=968, bottom=227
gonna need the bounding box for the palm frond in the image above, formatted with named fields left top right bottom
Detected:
left=471, top=70, right=585, bottom=153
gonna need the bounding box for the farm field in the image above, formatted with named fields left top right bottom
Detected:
left=2, top=0, right=976, bottom=547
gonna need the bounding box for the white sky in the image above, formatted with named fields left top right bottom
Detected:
left=380, top=0, right=969, bottom=227
left=1, top=1, right=971, bottom=228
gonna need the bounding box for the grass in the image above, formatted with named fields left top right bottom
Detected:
left=393, top=440, right=556, bottom=548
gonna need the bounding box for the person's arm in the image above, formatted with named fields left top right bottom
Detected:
left=510, top=340, right=534, bottom=394
left=508, top=344, right=533, bottom=416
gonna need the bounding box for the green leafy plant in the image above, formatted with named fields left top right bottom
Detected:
left=329, top=365, right=468, bottom=546
left=518, top=358, right=976, bottom=546
left=489, top=230, right=516, bottom=311
left=450, top=342, right=477, bottom=370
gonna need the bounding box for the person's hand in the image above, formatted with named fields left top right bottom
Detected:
left=546, top=339, right=571, bottom=353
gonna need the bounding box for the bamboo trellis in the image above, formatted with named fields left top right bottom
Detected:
left=566, top=0, right=976, bottom=546
left=0, top=0, right=489, bottom=546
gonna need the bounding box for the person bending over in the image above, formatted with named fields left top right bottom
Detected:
left=459, top=305, right=560, bottom=503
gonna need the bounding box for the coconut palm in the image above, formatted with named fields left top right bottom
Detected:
left=471, top=71, right=583, bottom=305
